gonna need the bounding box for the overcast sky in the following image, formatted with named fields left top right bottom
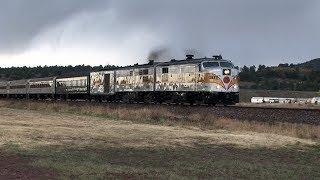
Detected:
left=0, top=0, right=319, bottom=67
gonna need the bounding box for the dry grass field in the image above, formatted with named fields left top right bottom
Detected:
left=0, top=100, right=319, bottom=179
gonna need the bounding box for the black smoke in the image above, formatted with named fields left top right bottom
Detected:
left=147, top=48, right=172, bottom=62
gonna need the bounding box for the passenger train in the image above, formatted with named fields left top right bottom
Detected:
left=0, top=55, right=240, bottom=105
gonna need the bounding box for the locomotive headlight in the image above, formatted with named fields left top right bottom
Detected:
left=223, top=69, right=231, bottom=75
left=233, top=84, right=238, bottom=89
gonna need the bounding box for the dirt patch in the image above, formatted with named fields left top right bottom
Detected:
left=0, top=151, right=56, bottom=179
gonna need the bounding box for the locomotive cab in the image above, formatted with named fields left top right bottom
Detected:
left=200, top=59, right=238, bottom=77
left=198, top=57, right=240, bottom=105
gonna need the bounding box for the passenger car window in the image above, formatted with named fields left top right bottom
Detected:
left=162, top=67, right=168, bottom=74
left=139, top=69, right=149, bottom=75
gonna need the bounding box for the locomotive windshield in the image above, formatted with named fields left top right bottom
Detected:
left=219, top=62, right=234, bottom=68
left=203, top=62, right=219, bottom=68
left=203, top=61, right=235, bottom=69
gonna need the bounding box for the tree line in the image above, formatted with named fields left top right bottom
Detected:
left=0, top=63, right=319, bottom=92
left=240, top=64, right=320, bottom=91
left=0, top=65, right=115, bottom=80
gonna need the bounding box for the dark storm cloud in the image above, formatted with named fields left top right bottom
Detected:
left=105, top=0, right=320, bottom=65
left=0, top=0, right=319, bottom=66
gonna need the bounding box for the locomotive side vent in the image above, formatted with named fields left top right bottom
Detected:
left=213, top=55, right=222, bottom=60
left=186, top=54, right=194, bottom=60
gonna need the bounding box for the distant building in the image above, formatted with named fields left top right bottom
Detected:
left=311, top=97, right=320, bottom=104
left=251, top=97, right=318, bottom=104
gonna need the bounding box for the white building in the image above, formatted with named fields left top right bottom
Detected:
left=311, top=97, right=320, bottom=104
left=251, top=97, right=315, bottom=104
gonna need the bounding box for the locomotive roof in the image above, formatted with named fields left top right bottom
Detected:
left=99, top=57, right=231, bottom=71
left=157, top=57, right=230, bottom=66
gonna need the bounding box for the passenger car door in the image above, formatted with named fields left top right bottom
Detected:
left=104, top=74, right=110, bottom=93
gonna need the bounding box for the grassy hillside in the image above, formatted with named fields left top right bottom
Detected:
left=240, top=58, right=320, bottom=91
left=297, top=58, right=320, bottom=71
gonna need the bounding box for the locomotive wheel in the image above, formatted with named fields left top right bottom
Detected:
left=167, top=92, right=183, bottom=105
left=121, top=94, right=129, bottom=103
left=204, top=94, right=216, bottom=106
left=122, top=93, right=134, bottom=103
left=185, top=96, right=193, bottom=105
left=143, top=93, right=154, bottom=104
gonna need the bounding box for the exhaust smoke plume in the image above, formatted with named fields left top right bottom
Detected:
left=147, top=48, right=172, bottom=62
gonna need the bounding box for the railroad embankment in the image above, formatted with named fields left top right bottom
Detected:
left=0, top=100, right=319, bottom=139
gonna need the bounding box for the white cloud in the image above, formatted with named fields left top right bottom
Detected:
left=0, top=10, right=165, bottom=67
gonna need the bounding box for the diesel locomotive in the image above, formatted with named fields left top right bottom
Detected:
left=0, top=55, right=240, bottom=105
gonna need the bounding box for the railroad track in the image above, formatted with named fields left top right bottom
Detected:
left=52, top=100, right=320, bottom=125
left=143, top=103, right=320, bottom=125
left=1, top=99, right=319, bottom=125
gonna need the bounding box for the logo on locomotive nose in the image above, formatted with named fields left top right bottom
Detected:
left=223, top=76, right=230, bottom=84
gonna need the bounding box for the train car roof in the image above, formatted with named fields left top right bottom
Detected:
left=28, top=77, right=56, bottom=82
left=56, top=76, right=89, bottom=80
left=8, top=79, right=29, bottom=84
